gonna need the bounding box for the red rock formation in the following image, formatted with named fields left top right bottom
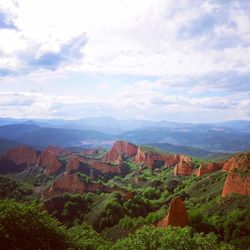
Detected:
left=194, top=162, right=224, bottom=177
left=58, top=149, right=72, bottom=157
left=223, top=157, right=235, bottom=172
left=134, top=147, right=179, bottom=168
left=157, top=197, right=189, bottom=227
left=91, top=160, right=121, bottom=174
left=222, top=152, right=250, bottom=196
left=103, top=141, right=138, bottom=162
left=3, top=146, right=38, bottom=166
left=81, top=148, right=102, bottom=155
left=44, top=173, right=102, bottom=197
left=44, top=173, right=134, bottom=199
left=173, top=156, right=193, bottom=176
left=46, top=145, right=63, bottom=155
left=40, top=146, right=63, bottom=175
left=66, top=154, right=80, bottom=173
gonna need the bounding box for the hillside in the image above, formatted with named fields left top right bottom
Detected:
left=0, top=141, right=249, bottom=249
left=0, top=138, right=20, bottom=153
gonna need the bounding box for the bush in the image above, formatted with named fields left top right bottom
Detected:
left=112, top=226, right=223, bottom=250
left=0, top=200, right=69, bottom=250
left=67, top=223, right=111, bottom=250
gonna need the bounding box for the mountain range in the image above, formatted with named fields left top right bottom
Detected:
left=0, top=117, right=249, bottom=159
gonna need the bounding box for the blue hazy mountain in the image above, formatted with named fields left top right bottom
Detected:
left=0, top=117, right=249, bottom=154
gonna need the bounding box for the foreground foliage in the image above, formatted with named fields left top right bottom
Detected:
left=0, top=200, right=69, bottom=250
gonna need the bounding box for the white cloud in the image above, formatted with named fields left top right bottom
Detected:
left=0, top=0, right=249, bottom=122
left=0, top=0, right=249, bottom=77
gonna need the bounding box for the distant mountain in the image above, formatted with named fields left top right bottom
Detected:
left=0, top=117, right=250, bottom=153
left=0, top=138, right=21, bottom=153
left=15, top=127, right=114, bottom=147
left=0, top=124, right=40, bottom=139
left=213, top=120, right=250, bottom=133
left=0, top=117, right=249, bottom=133
left=148, top=142, right=232, bottom=160
left=0, top=118, right=28, bottom=126
left=119, top=127, right=250, bottom=153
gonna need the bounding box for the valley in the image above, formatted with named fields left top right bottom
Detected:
left=0, top=138, right=249, bottom=249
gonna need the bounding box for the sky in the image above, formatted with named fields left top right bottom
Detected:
left=0, top=0, right=249, bottom=122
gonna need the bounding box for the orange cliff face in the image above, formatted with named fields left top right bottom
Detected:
left=44, top=173, right=102, bottom=198
left=2, top=146, right=38, bottom=166
left=44, top=172, right=133, bottom=199
left=66, top=154, right=80, bottom=174
left=91, top=160, right=121, bottom=174
left=103, top=141, right=138, bottom=162
left=194, top=162, right=224, bottom=177
left=134, top=147, right=179, bottom=169
left=39, top=146, right=63, bottom=175
left=223, top=157, right=236, bottom=172
left=222, top=152, right=250, bottom=197
left=173, top=155, right=193, bottom=176
left=81, top=148, right=102, bottom=156
left=157, top=197, right=189, bottom=227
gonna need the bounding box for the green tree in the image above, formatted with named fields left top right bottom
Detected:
left=67, top=223, right=111, bottom=250
left=112, top=226, right=226, bottom=250
left=0, top=200, right=69, bottom=250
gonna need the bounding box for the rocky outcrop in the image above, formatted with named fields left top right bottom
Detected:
left=39, top=146, right=63, bottom=175
left=44, top=173, right=132, bottom=198
left=223, top=157, right=235, bottom=172
left=2, top=146, right=38, bottom=166
left=46, top=145, right=63, bottom=155
left=222, top=152, right=250, bottom=196
left=173, top=156, right=193, bottom=176
left=66, top=154, right=80, bottom=173
left=44, top=173, right=102, bottom=197
left=91, top=160, right=121, bottom=174
left=157, top=197, right=189, bottom=227
left=135, top=148, right=179, bottom=169
left=58, top=149, right=72, bottom=157
left=222, top=174, right=250, bottom=197
left=0, top=146, right=38, bottom=173
left=81, top=148, right=102, bottom=156
left=103, top=141, right=138, bottom=162
left=194, top=162, right=224, bottom=177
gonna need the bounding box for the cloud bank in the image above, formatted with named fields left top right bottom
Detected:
left=0, top=0, right=249, bottom=122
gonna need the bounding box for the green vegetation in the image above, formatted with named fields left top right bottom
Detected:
left=0, top=200, right=235, bottom=250
left=0, top=175, right=34, bottom=201
left=112, top=226, right=233, bottom=250
left=0, top=200, right=70, bottom=250
left=140, top=145, right=170, bottom=155
left=0, top=146, right=249, bottom=249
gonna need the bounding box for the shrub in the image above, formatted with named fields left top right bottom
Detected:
left=0, top=200, right=69, bottom=250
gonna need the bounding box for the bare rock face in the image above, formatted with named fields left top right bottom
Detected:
left=194, top=162, right=224, bottom=177
left=58, top=149, right=73, bottom=157
left=222, top=152, right=250, bottom=197
left=157, top=197, right=189, bottom=227
left=134, top=148, right=179, bottom=169
left=173, top=156, right=193, bottom=176
left=66, top=154, right=80, bottom=173
left=223, top=157, right=237, bottom=172
left=47, top=145, right=63, bottom=155
left=44, top=173, right=134, bottom=199
left=44, top=173, right=102, bottom=197
left=40, top=146, right=63, bottom=175
left=81, top=148, right=102, bottom=156
left=91, top=160, right=121, bottom=174
left=3, top=146, right=38, bottom=166
left=103, top=141, right=138, bottom=162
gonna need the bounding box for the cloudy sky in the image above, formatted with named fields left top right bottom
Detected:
left=0, top=0, right=249, bottom=122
